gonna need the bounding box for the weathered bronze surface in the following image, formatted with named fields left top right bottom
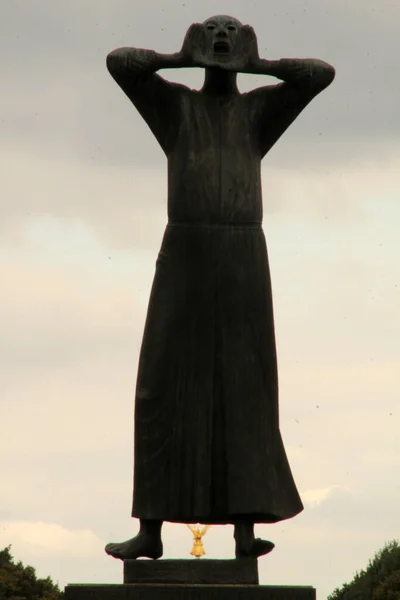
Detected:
left=105, top=15, right=335, bottom=560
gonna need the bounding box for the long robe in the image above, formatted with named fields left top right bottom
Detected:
left=109, top=61, right=331, bottom=524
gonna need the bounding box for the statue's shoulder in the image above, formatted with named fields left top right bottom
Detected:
left=161, top=79, right=192, bottom=94
left=177, top=85, right=208, bottom=109
left=244, top=84, right=277, bottom=102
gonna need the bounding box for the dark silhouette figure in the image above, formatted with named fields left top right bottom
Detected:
left=105, top=15, right=335, bottom=560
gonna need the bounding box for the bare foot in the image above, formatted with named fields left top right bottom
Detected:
left=236, top=538, right=275, bottom=559
left=105, top=532, right=163, bottom=560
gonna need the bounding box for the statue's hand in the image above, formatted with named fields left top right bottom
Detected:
left=176, top=23, right=261, bottom=72
left=178, top=23, right=205, bottom=67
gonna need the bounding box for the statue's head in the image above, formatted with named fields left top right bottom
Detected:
left=200, top=15, right=244, bottom=63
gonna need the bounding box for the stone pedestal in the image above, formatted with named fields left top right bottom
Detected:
left=123, top=559, right=258, bottom=585
left=65, top=584, right=315, bottom=600
left=65, top=560, right=315, bottom=600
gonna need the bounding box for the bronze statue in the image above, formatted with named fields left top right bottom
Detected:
left=105, top=15, right=335, bottom=561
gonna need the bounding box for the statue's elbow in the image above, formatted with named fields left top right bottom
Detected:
left=316, top=61, right=336, bottom=89
left=106, top=48, right=124, bottom=74
left=323, top=63, right=336, bottom=85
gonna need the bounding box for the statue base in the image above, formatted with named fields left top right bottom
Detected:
left=124, top=558, right=258, bottom=584
left=66, top=561, right=315, bottom=600
left=65, top=558, right=316, bottom=600
left=65, top=583, right=315, bottom=600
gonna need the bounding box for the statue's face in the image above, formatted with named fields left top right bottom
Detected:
left=201, top=15, right=243, bottom=62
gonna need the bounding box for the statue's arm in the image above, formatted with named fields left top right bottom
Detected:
left=106, top=21, right=204, bottom=82
left=247, top=58, right=335, bottom=157
left=106, top=47, right=190, bottom=82
left=251, top=57, right=335, bottom=90
left=106, top=48, right=189, bottom=154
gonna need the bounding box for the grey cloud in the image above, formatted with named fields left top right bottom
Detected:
left=1, top=0, right=399, bottom=171
left=300, top=485, right=400, bottom=540
left=1, top=4, right=399, bottom=597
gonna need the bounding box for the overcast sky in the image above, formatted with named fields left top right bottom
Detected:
left=1, top=1, right=399, bottom=598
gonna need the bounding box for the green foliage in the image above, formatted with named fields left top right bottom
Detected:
left=328, top=540, right=400, bottom=600
left=0, top=546, right=63, bottom=600
left=373, top=569, right=400, bottom=600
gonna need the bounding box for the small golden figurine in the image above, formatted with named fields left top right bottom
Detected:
left=186, top=524, right=211, bottom=558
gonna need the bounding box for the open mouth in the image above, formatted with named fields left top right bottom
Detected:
left=213, top=41, right=230, bottom=54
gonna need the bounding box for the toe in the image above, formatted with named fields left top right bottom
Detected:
left=105, top=543, right=120, bottom=557
left=254, top=538, right=275, bottom=556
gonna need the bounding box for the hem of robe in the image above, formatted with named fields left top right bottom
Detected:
left=131, top=508, right=304, bottom=525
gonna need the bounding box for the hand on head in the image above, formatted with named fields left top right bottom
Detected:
left=179, top=16, right=260, bottom=73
